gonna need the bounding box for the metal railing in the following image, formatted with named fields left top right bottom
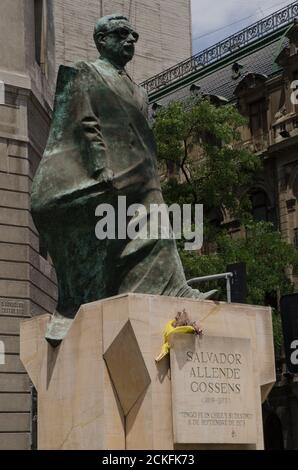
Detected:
left=187, top=272, right=234, bottom=302
left=141, top=1, right=298, bottom=94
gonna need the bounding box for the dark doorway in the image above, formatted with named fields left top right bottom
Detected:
left=263, top=411, right=284, bottom=450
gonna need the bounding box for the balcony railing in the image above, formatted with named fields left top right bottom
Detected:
left=141, top=1, right=298, bottom=94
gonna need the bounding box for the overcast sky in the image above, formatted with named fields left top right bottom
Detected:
left=191, top=0, right=295, bottom=53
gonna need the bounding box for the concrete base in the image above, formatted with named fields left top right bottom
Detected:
left=20, top=294, right=275, bottom=450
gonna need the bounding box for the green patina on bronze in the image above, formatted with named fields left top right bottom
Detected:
left=31, top=14, right=215, bottom=345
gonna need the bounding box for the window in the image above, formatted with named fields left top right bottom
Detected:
left=34, top=0, right=47, bottom=72
left=250, top=190, right=270, bottom=222
left=34, top=0, right=43, bottom=65
left=166, top=160, right=175, bottom=178
left=294, top=228, right=298, bottom=250
left=39, top=235, right=48, bottom=260
left=30, top=386, right=38, bottom=450
left=249, top=99, right=267, bottom=139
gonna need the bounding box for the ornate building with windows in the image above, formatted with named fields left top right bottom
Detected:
left=142, top=1, right=298, bottom=449
left=145, top=2, right=298, bottom=263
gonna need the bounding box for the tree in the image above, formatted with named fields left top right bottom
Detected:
left=180, top=222, right=298, bottom=354
left=153, top=98, right=298, bottom=353
left=180, top=222, right=298, bottom=301
left=153, top=96, right=261, bottom=235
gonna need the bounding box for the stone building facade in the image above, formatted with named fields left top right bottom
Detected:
left=0, top=0, right=192, bottom=450
left=0, top=0, right=57, bottom=450
left=54, top=0, right=192, bottom=83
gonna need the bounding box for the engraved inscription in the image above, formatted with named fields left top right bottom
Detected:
left=170, top=335, right=258, bottom=445
left=0, top=299, right=25, bottom=316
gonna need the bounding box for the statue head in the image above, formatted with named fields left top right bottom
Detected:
left=93, top=14, right=139, bottom=68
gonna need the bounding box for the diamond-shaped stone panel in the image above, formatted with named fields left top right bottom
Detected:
left=103, top=320, right=151, bottom=416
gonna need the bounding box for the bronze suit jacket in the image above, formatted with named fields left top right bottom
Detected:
left=31, top=59, right=161, bottom=214
left=30, top=59, right=204, bottom=319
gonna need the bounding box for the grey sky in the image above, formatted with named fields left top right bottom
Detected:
left=191, top=0, right=295, bottom=53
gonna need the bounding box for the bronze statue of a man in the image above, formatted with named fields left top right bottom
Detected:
left=31, top=14, right=215, bottom=345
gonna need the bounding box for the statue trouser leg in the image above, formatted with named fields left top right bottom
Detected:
left=116, top=236, right=216, bottom=300
left=115, top=190, right=216, bottom=300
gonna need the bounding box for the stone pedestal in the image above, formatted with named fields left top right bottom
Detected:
left=20, top=294, right=275, bottom=450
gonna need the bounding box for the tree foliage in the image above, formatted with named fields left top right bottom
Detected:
left=180, top=222, right=298, bottom=303
left=153, top=96, right=261, bottom=219
left=180, top=222, right=298, bottom=354
left=153, top=97, right=298, bottom=354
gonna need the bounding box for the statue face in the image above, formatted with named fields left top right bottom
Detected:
left=100, top=20, right=139, bottom=67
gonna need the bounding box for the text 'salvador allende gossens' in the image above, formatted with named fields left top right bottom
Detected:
left=186, top=350, right=242, bottom=394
